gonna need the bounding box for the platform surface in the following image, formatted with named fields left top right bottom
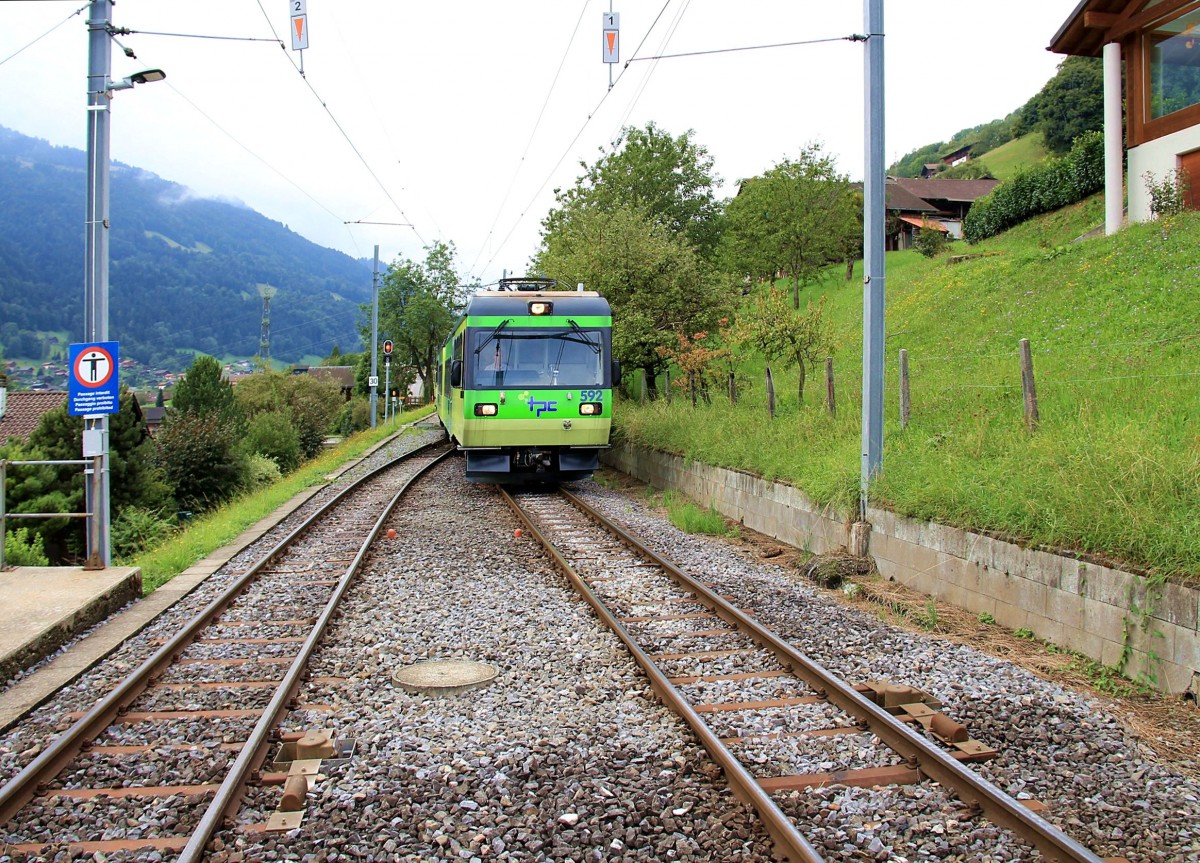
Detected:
left=0, top=565, right=142, bottom=685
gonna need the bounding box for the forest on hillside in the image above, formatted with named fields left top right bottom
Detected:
left=0, top=128, right=371, bottom=371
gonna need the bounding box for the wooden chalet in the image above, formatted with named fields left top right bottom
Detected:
left=881, top=177, right=999, bottom=250
left=1051, top=0, right=1200, bottom=229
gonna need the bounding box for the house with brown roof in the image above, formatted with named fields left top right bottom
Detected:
left=880, top=177, right=999, bottom=250
left=0, top=391, right=67, bottom=447
left=1051, top=1, right=1200, bottom=231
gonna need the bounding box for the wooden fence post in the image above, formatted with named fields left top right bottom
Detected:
left=765, top=365, right=776, bottom=419
left=1020, top=338, right=1039, bottom=431
left=728, top=371, right=736, bottom=405
left=664, top=369, right=671, bottom=403
left=825, top=357, right=835, bottom=417
left=899, top=348, right=911, bottom=430
left=640, top=369, right=647, bottom=405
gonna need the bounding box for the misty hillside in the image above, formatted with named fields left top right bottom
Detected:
left=0, top=126, right=371, bottom=370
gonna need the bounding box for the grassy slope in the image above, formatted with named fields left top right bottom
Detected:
left=617, top=195, right=1200, bottom=580
left=976, top=132, right=1048, bottom=180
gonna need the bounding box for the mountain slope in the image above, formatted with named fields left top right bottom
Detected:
left=0, top=126, right=371, bottom=370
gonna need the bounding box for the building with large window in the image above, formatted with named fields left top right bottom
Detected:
left=1052, top=1, right=1200, bottom=228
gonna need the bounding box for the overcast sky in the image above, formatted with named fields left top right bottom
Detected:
left=2, top=1, right=1080, bottom=288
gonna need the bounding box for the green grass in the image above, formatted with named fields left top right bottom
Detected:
left=660, top=490, right=734, bottom=536
left=617, top=195, right=1200, bottom=583
left=124, top=408, right=434, bottom=593
left=975, top=132, right=1049, bottom=180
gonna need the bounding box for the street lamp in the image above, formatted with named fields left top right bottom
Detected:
left=84, top=0, right=164, bottom=567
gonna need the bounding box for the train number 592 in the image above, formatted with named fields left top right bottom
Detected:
left=580, top=389, right=603, bottom=402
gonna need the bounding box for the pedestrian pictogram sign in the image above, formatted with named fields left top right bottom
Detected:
left=68, top=341, right=120, bottom=417
left=602, top=12, right=619, bottom=64
left=290, top=0, right=309, bottom=51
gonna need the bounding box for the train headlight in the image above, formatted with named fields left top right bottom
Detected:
left=579, top=402, right=602, bottom=416
left=528, top=301, right=553, bottom=315
left=474, top=403, right=499, bottom=416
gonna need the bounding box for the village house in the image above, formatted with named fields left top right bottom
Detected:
left=1051, top=0, right=1200, bottom=230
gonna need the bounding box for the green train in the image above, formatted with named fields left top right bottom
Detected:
left=436, top=277, right=620, bottom=483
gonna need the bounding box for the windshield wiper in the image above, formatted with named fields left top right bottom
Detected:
left=567, top=319, right=601, bottom=354
left=474, top=319, right=511, bottom=354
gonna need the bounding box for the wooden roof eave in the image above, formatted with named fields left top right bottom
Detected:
left=1051, top=0, right=1200, bottom=56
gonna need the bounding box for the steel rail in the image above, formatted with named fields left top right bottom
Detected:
left=545, top=487, right=1106, bottom=863
left=178, top=444, right=454, bottom=862
left=0, top=436, right=447, bottom=831
left=500, top=488, right=824, bottom=863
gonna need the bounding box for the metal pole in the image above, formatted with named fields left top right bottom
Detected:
left=370, top=245, right=379, bottom=428
left=860, top=0, right=886, bottom=520
left=85, top=0, right=113, bottom=566
left=383, top=358, right=391, bottom=425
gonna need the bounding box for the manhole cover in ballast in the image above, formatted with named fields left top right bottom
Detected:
left=392, top=660, right=497, bottom=695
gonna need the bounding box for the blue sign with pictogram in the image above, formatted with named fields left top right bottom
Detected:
left=68, top=341, right=120, bottom=416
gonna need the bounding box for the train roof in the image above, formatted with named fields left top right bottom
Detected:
left=463, top=290, right=611, bottom=317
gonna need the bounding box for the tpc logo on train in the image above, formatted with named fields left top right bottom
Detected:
left=68, top=341, right=120, bottom=417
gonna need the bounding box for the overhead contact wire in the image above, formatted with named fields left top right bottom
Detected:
left=477, top=0, right=676, bottom=279
left=253, top=0, right=427, bottom=246
left=0, top=2, right=88, bottom=67
left=469, top=0, right=591, bottom=276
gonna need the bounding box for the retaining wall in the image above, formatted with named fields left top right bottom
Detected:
left=604, top=443, right=1200, bottom=697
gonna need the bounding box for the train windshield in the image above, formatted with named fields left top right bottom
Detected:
left=469, top=325, right=605, bottom=388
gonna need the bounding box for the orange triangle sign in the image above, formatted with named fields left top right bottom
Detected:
left=294, top=18, right=305, bottom=40
left=606, top=32, right=616, bottom=53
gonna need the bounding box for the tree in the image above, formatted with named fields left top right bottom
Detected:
left=1016, top=56, right=1104, bottom=155
left=372, top=241, right=463, bottom=402
left=723, top=144, right=860, bottom=309
left=153, top=412, right=248, bottom=513
left=534, top=203, right=730, bottom=398
left=543, top=122, right=725, bottom=259
left=4, top=387, right=171, bottom=562
left=741, top=289, right=833, bottom=404
left=170, top=354, right=242, bottom=428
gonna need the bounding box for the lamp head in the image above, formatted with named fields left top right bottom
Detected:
left=109, top=69, right=166, bottom=92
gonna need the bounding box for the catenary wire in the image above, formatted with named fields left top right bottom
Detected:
left=0, top=2, right=87, bottom=67
left=251, top=0, right=428, bottom=247
left=468, top=0, right=592, bottom=276
left=473, top=0, right=677, bottom=280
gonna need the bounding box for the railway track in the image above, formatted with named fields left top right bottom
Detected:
left=0, top=439, right=452, bottom=861
left=503, top=486, right=1122, bottom=863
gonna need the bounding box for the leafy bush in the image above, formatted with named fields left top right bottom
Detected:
left=3, top=527, right=49, bottom=566
left=1144, top=169, right=1190, bottom=218
left=963, top=131, right=1103, bottom=242
left=243, top=409, right=301, bottom=472
left=153, top=412, right=249, bottom=513
left=111, top=507, right=176, bottom=559
left=335, top=396, right=376, bottom=436
left=913, top=225, right=950, bottom=258
left=241, top=453, right=283, bottom=491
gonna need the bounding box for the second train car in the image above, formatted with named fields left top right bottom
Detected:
left=436, top=277, right=620, bottom=483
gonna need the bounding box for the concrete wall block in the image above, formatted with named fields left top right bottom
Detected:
left=1058, top=559, right=1086, bottom=595
left=1082, top=599, right=1131, bottom=644
left=1101, top=637, right=1128, bottom=669
left=1083, top=564, right=1133, bottom=607
left=1157, top=581, right=1199, bottom=632
left=992, top=601, right=1030, bottom=631
left=1044, top=589, right=1087, bottom=632
left=1162, top=620, right=1199, bottom=671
